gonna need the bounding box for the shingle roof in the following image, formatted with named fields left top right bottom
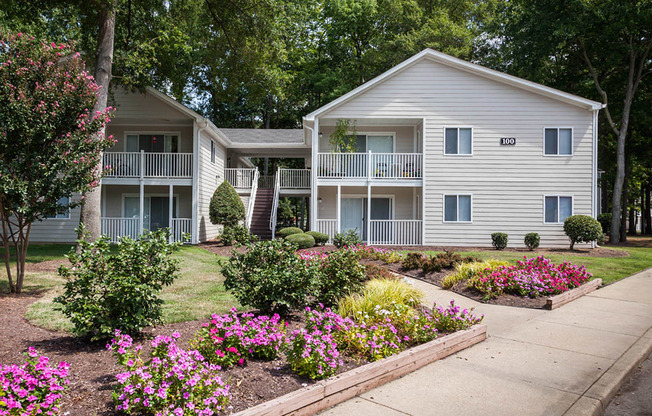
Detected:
left=218, top=128, right=305, bottom=145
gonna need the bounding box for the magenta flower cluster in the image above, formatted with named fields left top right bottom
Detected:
left=193, top=308, right=287, bottom=367
left=107, top=330, right=230, bottom=416
left=286, top=305, right=346, bottom=379
left=0, top=348, right=69, bottom=416
left=473, top=256, right=592, bottom=298
left=430, top=300, right=485, bottom=333
left=344, top=244, right=403, bottom=263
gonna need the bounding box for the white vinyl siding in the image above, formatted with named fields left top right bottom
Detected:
left=198, top=133, right=226, bottom=242
left=320, top=57, right=594, bottom=247
left=444, top=128, right=472, bottom=155
left=544, top=128, right=573, bottom=156
left=544, top=196, right=573, bottom=224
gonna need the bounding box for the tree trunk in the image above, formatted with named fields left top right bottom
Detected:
left=628, top=207, right=636, bottom=235
left=640, top=183, right=647, bottom=235
left=646, top=182, right=652, bottom=235
left=601, top=174, right=609, bottom=214
left=79, top=1, right=116, bottom=242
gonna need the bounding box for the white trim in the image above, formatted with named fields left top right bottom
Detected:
left=542, top=195, right=574, bottom=224
left=191, top=123, right=200, bottom=244
left=542, top=127, right=574, bottom=157
left=442, top=194, right=473, bottom=223
left=304, top=49, right=603, bottom=120
left=592, top=110, right=598, bottom=220
left=443, top=126, right=473, bottom=156
left=421, top=118, right=426, bottom=245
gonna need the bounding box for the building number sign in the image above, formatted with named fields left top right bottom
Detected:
left=500, top=137, right=516, bottom=145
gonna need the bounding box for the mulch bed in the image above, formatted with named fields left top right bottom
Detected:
left=0, top=294, right=366, bottom=415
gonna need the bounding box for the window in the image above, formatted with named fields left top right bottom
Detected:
left=45, top=197, right=70, bottom=219
left=125, top=133, right=179, bottom=153
left=444, top=195, right=471, bottom=222
left=544, top=128, right=572, bottom=155
left=544, top=196, right=573, bottom=223
left=444, top=128, right=472, bottom=155
left=210, top=140, right=216, bottom=164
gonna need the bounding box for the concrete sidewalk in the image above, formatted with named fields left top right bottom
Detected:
left=320, top=269, right=652, bottom=416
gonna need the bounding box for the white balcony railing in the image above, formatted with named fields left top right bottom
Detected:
left=368, top=220, right=422, bottom=246
left=279, top=168, right=311, bottom=188
left=103, top=151, right=193, bottom=179
left=317, top=152, right=422, bottom=180
left=225, top=168, right=257, bottom=189
left=101, top=217, right=192, bottom=243
left=317, top=219, right=337, bottom=243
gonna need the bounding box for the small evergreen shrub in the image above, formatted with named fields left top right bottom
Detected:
left=491, top=232, right=508, bottom=250
left=306, top=231, right=329, bottom=246
left=286, top=232, right=316, bottom=249
left=314, top=249, right=366, bottom=306
left=222, top=240, right=317, bottom=314
left=210, top=181, right=245, bottom=227
left=332, top=229, right=362, bottom=248
left=564, top=215, right=603, bottom=250
left=55, top=229, right=182, bottom=341
left=277, top=227, right=304, bottom=238
left=524, top=233, right=540, bottom=250
left=221, top=224, right=256, bottom=246
left=597, top=212, right=612, bottom=234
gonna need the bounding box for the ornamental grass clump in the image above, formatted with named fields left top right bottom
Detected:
left=0, top=348, right=69, bottom=416
left=192, top=308, right=287, bottom=368
left=471, top=256, right=592, bottom=299
left=108, top=330, right=230, bottom=416
left=442, top=260, right=511, bottom=289
left=337, top=278, right=425, bottom=318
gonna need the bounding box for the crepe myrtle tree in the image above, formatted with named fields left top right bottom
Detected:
left=0, top=32, right=115, bottom=293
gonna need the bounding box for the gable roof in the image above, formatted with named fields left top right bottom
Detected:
left=304, top=49, right=604, bottom=120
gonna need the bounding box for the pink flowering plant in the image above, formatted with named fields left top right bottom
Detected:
left=192, top=308, right=287, bottom=368
left=0, top=348, right=69, bottom=416
left=108, top=330, right=230, bottom=415
left=471, top=256, right=592, bottom=299
left=345, top=244, right=403, bottom=264
left=430, top=301, right=484, bottom=333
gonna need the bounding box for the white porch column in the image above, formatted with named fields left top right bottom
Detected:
left=139, top=182, right=144, bottom=235
left=336, top=185, right=341, bottom=233
left=367, top=185, right=371, bottom=244
left=169, top=184, right=174, bottom=243
left=191, top=123, right=199, bottom=244
left=310, top=118, right=319, bottom=232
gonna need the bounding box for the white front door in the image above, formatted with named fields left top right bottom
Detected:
left=341, top=198, right=364, bottom=238
left=124, top=196, right=151, bottom=231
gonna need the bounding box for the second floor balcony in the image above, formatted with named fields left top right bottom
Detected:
left=103, top=151, right=193, bottom=179
left=317, top=152, right=422, bottom=180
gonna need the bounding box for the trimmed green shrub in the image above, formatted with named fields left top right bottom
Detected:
left=563, top=215, right=603, bottom=250
left=306, top=231, right=329, bottom=246
left=222, top=240, right=317, bottom=313
left=209, top=181, right=245, bottom=227
left=55, top=229, right=182, bottom=341
left=221, top=224, right=256, bottom=246
left=285, top=233, right=316, bottom=249
left=524, top=233, right=540, bottom=250
left=332, top=229, right=362, bottom=248
left=337, top=278, right=425, bottom=318
left=597, top=212, right=612, bottom=234
left=491, top=232, right=508, bottom=250
left=315, top=249, right=366, bottom=306
left=277, top=227, right=304, bottom=238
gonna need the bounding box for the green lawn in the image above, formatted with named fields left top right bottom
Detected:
left=421, top=245, right=652, bottom=285
left=1, top=245, right=238, bottom=332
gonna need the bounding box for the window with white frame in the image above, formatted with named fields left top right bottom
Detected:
left=211, top=140, right=216, bottom=164
left=444, top=195, right=472, bottom=222
left=544, top=128, right=572, bottom=155
left=126, top=133, right=178, bottom=153
left=544, top=196, right=573, bottom=223
left=444, top=128, right=472, bottom=155
left=45, top=197, right=70, bottom=219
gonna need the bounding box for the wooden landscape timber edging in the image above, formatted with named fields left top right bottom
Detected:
left=545, top=278, right=602, bottom=310
left=232, top=324, right=487, bottom=416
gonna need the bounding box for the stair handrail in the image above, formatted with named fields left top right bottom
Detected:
left=269, top=168, right=281, bottom=238
left=245, top=168, right=259, bottom=229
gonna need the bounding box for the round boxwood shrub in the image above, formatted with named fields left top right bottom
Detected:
left=306, top=231, right=329, bottom=246
left=209, top=181, right=245, bottom=227
left=597, top=212, right=612, bottom=234
left=286, top=232, right=315, bottom=249
left=222, top=240, right=317, bottom=314
left=563, top=215, right=603, bottom=250
left=277, top=227, right=304, bottom=238
left=491, top=232, right=508, bottom=250
left=524, top=233, right=540, bottom=250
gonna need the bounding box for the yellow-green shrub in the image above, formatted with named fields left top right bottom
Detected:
left=337, top=278, right=425, bottom=318
left=441, top=260, right=510, bottom=290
